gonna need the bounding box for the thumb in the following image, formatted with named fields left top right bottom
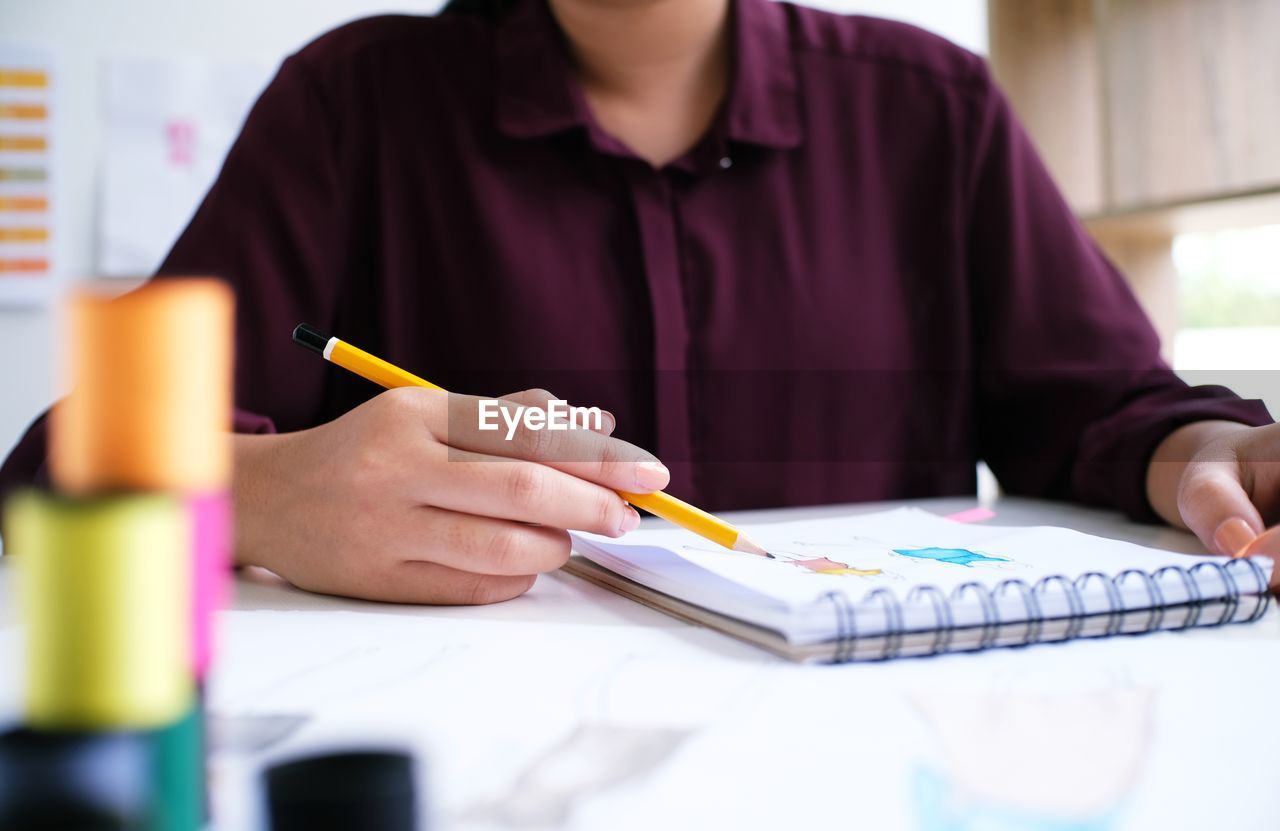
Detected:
left=1176, top=462, right=1264, bottom=557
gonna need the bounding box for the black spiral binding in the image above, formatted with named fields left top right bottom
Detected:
left=822, top=556, right=1272, bottom=663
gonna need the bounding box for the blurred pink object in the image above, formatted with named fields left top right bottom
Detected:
left=190, top=491, right=230, bottom=679
left=166, top=119, right=196, bottom=167
left=944, top=506, right=996, bottom=524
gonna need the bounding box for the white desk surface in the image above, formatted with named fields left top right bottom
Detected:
left=3, top=496, right=1279, bottom=830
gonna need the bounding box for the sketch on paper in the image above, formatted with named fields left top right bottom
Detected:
left=791, top=535, right=1014, bottom=569
left=461, top=724, right=689, bottom=828
left=681, top=544, right=883, bottom=577
left=891, top=547, right=1010, bottom=567
left=770, top=552, right=882, bottom=577
left=910, top=688, right=1153, bottom=830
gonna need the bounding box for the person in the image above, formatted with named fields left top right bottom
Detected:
left=2, top=0, right=1277, bottom=603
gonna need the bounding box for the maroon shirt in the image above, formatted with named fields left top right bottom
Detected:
left=2, top=0, right=1271, bottom=519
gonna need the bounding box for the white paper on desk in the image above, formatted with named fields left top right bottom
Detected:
left=206, top=610, right=775, bottom=829
left=98, top=56, right=272, bottom=276
left=573, top=508, right=1273, bottom=644
left=202, top=606, right=1280, bottom=831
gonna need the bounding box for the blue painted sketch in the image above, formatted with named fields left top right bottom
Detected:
left=892, top=547, right=1009, bottom=567
left=913, top=768, right=1118, bottom=831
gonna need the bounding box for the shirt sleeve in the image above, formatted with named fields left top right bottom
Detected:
left=0, top=55, right=344, bottom=505
left=158, top=53, right=347, bottom=435
left=964, top=64, right=1273, bottom=521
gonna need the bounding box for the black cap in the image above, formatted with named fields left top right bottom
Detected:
left=292, top=324, right=330, bottom=355
left=265, top=749, right=419, bottom=831
left=0, top=727, right=152, bottom=830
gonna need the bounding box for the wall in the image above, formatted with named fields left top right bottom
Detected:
left=798, top=0, right=986, bottom=52
left=0, top=0, right=986, bottom=461
left=0, top=0, right=427, bottom=460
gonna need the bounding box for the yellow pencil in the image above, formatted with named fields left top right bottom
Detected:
left=292, top=324, right=770, bottom=557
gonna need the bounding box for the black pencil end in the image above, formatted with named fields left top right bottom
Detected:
left=292, top=323, right=329, bottom=354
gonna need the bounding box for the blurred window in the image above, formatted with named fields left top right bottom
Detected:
left=1172, top=224, right=1280, bottom=418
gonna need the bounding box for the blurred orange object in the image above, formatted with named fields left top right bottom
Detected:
left=51, top=279, right=233, bottom=493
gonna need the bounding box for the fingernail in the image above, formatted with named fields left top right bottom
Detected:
left=1213, top=517, right=1257, bottom=558
left=634, top=461, right=670, bottom=492
left=1243, top=526, right=1280, bottom=562
left=619, top=507, right=641, bottom=534
left=599, top=411, right=616, bottom=434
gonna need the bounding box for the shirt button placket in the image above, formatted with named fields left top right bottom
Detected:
left=626, top=165, right=696, bottom=499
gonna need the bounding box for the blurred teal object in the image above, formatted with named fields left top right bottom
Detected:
left=148, top=702, right=202, bottom=831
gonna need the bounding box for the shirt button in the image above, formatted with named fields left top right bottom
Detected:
left=719, top=156, right=733, bottom=169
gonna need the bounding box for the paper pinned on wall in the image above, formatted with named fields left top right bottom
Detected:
left=0, top=42, right=55, bottom=307
left=98, top=56, right=272, bottom=278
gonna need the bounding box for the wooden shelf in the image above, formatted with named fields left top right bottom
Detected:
left=989, top=0, right=1280, bottom=220
left=988, top=0, right=1280, bottom=353
left=1083, top=187, right=1280, bottom=241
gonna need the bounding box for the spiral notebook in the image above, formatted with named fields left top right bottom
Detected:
left=566, top=508, right=1274, bottom=663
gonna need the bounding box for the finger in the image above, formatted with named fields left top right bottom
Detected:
left=1239, top=526, right=1280, bottom=592
left=1176, top=460, right=1265, bottom=557
left=1242, top=525, right=1280, bottom=559
left=443, top=390, right=669, bottom=493
left=483, top=390, right=654, bottom=486
left=1237, top=423, right=1280, bottom=525
left=415, top=444, right=642, bottom=537
left=402, top=507, right=572, bottom=576
left=379, top=561, right=538, bottom=605
left=503, top=388, right=615, bottom=436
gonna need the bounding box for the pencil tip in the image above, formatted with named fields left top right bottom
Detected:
left=732, top=535, right=771, bottom=558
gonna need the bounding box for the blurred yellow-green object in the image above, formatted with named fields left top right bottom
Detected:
left=6, top=491, right=193, bottom=729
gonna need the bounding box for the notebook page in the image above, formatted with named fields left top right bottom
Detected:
left=573, top=508, right=1273, bottom=644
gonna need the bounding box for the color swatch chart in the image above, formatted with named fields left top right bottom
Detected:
left=0, top=45, right=52, bottom=289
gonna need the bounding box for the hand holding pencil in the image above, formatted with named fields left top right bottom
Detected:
left=227, top=325, right=764, bottom=607
left=292, top=325, right=769, bottom=556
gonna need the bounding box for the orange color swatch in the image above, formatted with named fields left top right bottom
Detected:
left=0, top=135, right=48, bottom=152
left=0, top=258, right=47, bottom=273
left=0, top=196, right=47, bottom=212
left=0, top=70, right=48, bottom=89
left=0, top=227, right=49, bottom=243
left=0, top=103, right=47, bottom=120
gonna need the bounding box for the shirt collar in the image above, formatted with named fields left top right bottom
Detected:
left=494, top=0, right=803, bottom=151
left=494, top=0, right=591, bottom=139
left=723, top=0, right=802, bottom=149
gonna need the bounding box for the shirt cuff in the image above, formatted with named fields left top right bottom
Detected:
left=1073, top=388, right=1273, bottom=523
left=233, top=408, right=278, bottom=435
left=1, top=406, right=279, bottom=508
